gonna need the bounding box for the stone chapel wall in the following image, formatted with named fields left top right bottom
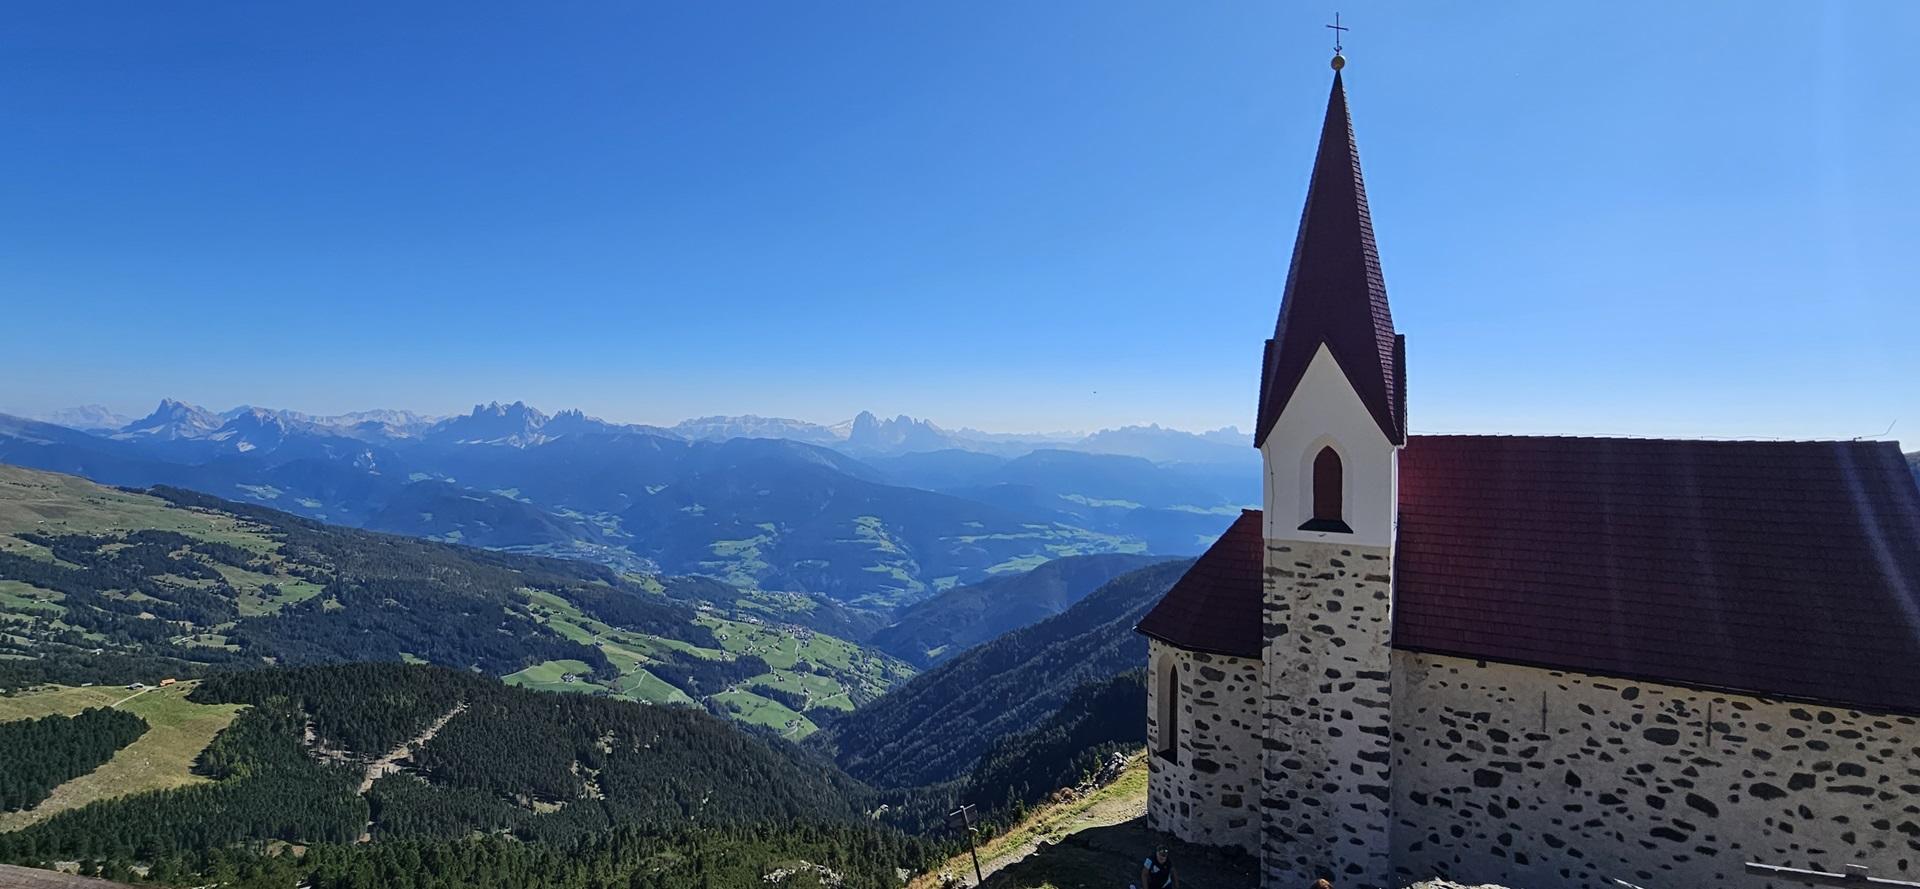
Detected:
left=1262, top=539, right=1396, bottom=887
left=1389, top=652, right=1920, bottom=889
left=1146, top=640, right=1263, bottom=853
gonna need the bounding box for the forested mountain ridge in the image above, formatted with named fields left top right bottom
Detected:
left=0, top=660, right=1157, bottom=887
left=0, top=464, right=911, bottom=737
left=869, top=553, right=1163, bottom=667
left=0, top=407, right=1173, bottom=608
left=0, top=664, right=940, bottom=888
left=0, top=576, right=1173, bottom=886
left=0, top=456, right=1200, bottom=887
left=821, top=558, right=1193, bottom=789
left=955, top=669, right=1148, bottom=815
left=193, top=665, right=873, bottom=836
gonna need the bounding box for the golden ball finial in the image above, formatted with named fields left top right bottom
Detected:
left=1331, top=52, right=1346, bottom=71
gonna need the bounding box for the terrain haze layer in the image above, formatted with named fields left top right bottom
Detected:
left=0, top=398, right=1257, bottom=610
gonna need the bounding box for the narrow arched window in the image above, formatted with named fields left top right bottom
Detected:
left=1313, top=447, right=1343, bottom=521
left=1157, top=662, right=1180, bottom=763
left=1300, top=446, right=1351, bottom=533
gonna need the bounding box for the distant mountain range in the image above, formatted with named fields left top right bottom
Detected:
left=30, top=401, right=1249, bottom=461
left=2, top=399, right=1256, bottom=611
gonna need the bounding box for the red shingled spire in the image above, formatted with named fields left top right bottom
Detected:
left=1255, top=69, right=1403, bottom=448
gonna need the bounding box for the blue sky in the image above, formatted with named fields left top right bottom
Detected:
left=2, top=2, right=1914, bottom=446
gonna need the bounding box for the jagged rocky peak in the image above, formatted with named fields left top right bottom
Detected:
left=543, top=408, right=634, bottom=439
left=472, top=400, right=550, bottom=424
left=427, top=399, right=557, bottom=446
left=119, top=398, right=222, bottom=439
left=148, top=397, right=215, bottom=421
left=843, top=410, right=954, bottom=454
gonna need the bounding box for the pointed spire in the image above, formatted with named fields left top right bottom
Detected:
left=1255, top=68, right=1404, bottom=448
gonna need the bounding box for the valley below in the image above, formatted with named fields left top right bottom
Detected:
left=0, top=451, right=1214, bottom=888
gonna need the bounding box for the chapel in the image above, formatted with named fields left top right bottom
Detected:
left=1135, top=53, right=1920, bottom=889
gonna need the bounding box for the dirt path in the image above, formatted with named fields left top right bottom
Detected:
left=976, top=781, right=1145, bottom=883
left=357, top=702, right=466, bottom=794
left=0, top=863, right=140, bottom=889
left=814, top=690, right=851, bottom=708
left=910, top=753, right=1149, bottom=889
left=107, top=687, right=153, bottom=708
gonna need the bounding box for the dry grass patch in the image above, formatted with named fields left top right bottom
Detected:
left=0, top=681, right=243, bottom=831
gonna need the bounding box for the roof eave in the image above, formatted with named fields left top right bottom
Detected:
left=1135, top=625, right=1262, bottom=661
left=1254, top=337, right=1403, bottom=449
left=1394, top=644, right=1920, bottom=720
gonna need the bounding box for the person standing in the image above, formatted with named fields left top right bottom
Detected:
left=1141, top=846, right=1177, bottom=889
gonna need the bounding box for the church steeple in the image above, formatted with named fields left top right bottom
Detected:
left=1255, top=67, right=1404, bottom=448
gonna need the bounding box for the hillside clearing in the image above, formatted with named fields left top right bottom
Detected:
left=0, top=681, right=243, bottom=831
left=0, top=465, right=275, bottom=554
left=501, top=659, right=596, bottom=695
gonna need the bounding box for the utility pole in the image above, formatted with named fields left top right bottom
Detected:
left=947, top=803, right=985, bottom=885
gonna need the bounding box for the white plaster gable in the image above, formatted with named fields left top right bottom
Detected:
left=1261, top=342, right=1399, bottom=548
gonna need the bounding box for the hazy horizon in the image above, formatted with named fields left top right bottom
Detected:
left=5, top=3, right=1915, bottom=448
left=7, top=393, right=1913, bottom=451
left=6, top=395, right=1249, bottom=440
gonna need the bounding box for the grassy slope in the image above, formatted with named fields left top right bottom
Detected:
left=908, top=752, right=1152, bottom=889
left=508, top=594, right=899, bottom=738
left=0, top=464, right=322, bottom=659
left=510, top=586, right=910, bottom=721
left=0, top=465, right=275, bottom=555
left=0, top=464, right=913, bottom=735
left=0, top=681, right=243, bottom=831
left=912, top=751, right=1271, bottom=889
left=501, top=658, right=595, bottom=694
left=711, top=688, right=814, bottom=738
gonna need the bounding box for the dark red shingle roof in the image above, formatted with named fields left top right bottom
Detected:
left=1133, top=437, right=1920, bottom=713
left=1135, top=509, right=1265, bottom=658
left=1396, top=435, right=1920, bottom=714
left=1256, top=71, right=1402, bottom=449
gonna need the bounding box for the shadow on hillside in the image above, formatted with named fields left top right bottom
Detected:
left=983, top=816, right=1259, bottom=889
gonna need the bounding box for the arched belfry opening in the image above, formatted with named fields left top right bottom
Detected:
left=1314, top=447, right=1342, bottom=519
left=1301, top=445, right=1352, bottom=533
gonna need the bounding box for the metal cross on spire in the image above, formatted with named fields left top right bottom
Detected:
left=1326, top=12, right=1349, bottom=55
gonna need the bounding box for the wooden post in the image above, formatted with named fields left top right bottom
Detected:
left=948, top=803, right=985, bottom=885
